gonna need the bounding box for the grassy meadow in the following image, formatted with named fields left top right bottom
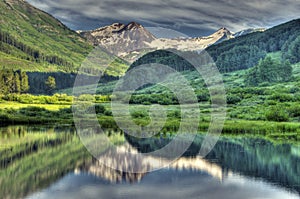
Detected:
left=0, top=52, right=299, bottom=143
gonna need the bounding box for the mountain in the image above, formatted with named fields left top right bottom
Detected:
left=233, top=28, right=266, bottom=37
left=78, top=22, right=156, bottom=57
left=128, top=18, right=300, bottom=75
left=80, top=23, right=234, bottom=61
left=0, top=0, right=93, bottom=72
left=149, top=27, right=233, bottom=51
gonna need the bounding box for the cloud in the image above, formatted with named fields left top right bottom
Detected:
left=27, top=0, right=300, bottom=36
left=27, top=171, right=299, bottom=199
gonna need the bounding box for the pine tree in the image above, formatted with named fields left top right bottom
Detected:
left=14, top=72, right=21, bottom=93
left=20, top=71, right=29, bottom=93
left=245, top=56, right=293, bottom=86
left=45, top=76, right=56, bottom=94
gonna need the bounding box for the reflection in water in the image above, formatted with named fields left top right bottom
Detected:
left=82, top=143, right=224, bottom=183
left=79, top=132, right=300, bottom=196
left=0, top=126, right=299, bottom=199
left=124, top=133, right=300, bottom=194
left=0, top=125, right=92, bottom=199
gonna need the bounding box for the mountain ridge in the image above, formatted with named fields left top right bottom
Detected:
left=79, top=22, right=236, bottom=61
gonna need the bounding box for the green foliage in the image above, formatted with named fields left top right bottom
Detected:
left=216, top=45, right=266, bottom=72
left=129, top=50, right=195, bottom=72
left=245, top=56, right=292, bottom=86
left=287, top=105, right=300, bottom=117
left=0, top=69, right=29, bottom=94
left=265, top=105, right=289, bottom=122
left=268, top=93, right=294, bottom=102
left=0, top=0, right=93, bottom=72
left=45, top=76, right=56, bottom=94
left=95, top=104, right=106, bottom=114
left=227, top=95, right=242, bottom=104
left=282, top=35, right=300, bottom=64
left=0, top=93, right=73, bottom=105
left=78, top=94, right=95, bottom=102
left=129, top=93, right=179, bottom=105
left=208, top=19, right=300, bottom=62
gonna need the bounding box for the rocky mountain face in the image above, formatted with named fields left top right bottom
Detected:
left=149, top=27, right=234, bottom=51
left=78, top=22, right=156, bottom=57
left=79, top=22, right=235, bottom=61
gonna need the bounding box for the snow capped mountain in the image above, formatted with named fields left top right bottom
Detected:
left=148, top=27, right=233, bottom=52
left=79, top=22, right=255, bottom=62
left=78, top=22, right=156, bottom=57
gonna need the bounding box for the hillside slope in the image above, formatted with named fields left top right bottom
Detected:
left=0, top=0, right=93, bottom=72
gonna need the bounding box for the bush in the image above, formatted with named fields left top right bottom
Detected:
left=19, top=107, right=50, bottom=117
left=227, top=95, right=242, bottom=104
left=289, top=86, right=300, bottom=94
left=197, top=92, right=209, bottom=102
left=268, top=93, right=294, bottom=102
left=288, top=105, right=300, bottom=117
left=104, top=110, right=113, bottom=116
left=264, top=100, right=277, bottom=106
left=59, top=107, right=72, bottom=114
left=95, top=104, right=106, bottom=114
left=265, top=106, right=289, bottom=122
left=78, top=94, right=95, bottom=102
left=131, top=110, right=149, bottom=119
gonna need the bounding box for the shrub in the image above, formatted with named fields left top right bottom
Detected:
left=131, top=110, right=149, bottom=119
left=78, top=94, right=95, bottom=102
left=268, top=93, right=294, bottom=102
left=104, top=110, right=113, bottom=116
left=288, top=105, right=300, bottom=117
left=95, top=104, right=106, bottom=114
left=227, top=95, right=242, bottom=104
left=59, top=107, right=72, bottom=114
left=265, top=106, right=289, bottom=122
left=19, top=107, right=50, bottom=117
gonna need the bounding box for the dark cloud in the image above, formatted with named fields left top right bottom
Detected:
left=27, top=0, right=300, bottom=37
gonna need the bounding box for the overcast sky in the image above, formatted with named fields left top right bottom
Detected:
left=27, top=0, right=300, bottom=37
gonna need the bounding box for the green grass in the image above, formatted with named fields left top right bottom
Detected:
left=0, top=0, right=92, bottom=71
left=0, top=101, right=69, bottom=111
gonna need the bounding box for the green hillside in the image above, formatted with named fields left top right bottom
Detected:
left=0, top=0, right=93, bottom=72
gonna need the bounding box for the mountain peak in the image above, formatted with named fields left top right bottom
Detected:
left=216, top=27, right=231, bottom=33
left=125, top=22, right=142, bottom=30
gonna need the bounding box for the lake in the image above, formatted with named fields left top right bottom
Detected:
left=0, top=125, right=299, bottom=199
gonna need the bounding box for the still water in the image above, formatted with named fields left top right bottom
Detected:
left=0, top=125, right=299, bottom=199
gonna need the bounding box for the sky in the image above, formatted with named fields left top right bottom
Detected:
left=26, top=0, right=300, bottom=37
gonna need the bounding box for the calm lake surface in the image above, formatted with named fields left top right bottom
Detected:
left=0, top=125, right=299, bottom=199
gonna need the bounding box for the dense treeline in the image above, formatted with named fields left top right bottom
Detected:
left=0, top=31, right=74, bottom=71
left=245, top=56, right=292, bottom=86
left=216, top=45, right=266, bottom=72
left=207, top=19, right=300, bottom=61
left=129, top=19, right=300, bottom=74
left=129, top=50, right=194, bottom=72
left=129, top=46, right=266, bottom=73
left=282, top=35, right=300, bottom=64
left=0, top=70, right=118, bottom=95
left=0, top=69, right=29, bottom=94
left=27, top=72, right=118, bottom=94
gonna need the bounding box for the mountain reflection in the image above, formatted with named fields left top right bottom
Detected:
left=82, top=143, right=224, bottom=183
left=81, top=133, right=300, bottom=194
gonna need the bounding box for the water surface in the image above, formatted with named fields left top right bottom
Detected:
left=0, top=125, right=298, bottom=199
